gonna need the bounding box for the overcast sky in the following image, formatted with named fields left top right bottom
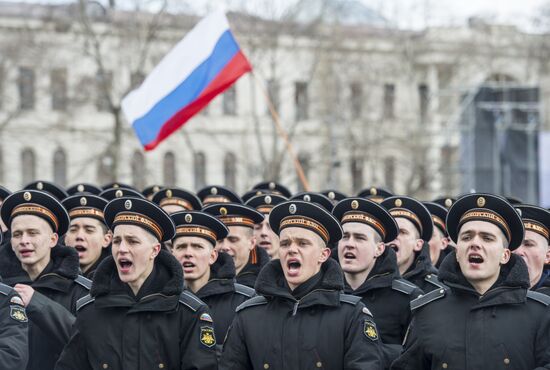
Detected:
left=4, top=0, right=549, bottom=31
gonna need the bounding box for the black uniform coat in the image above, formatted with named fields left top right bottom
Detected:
left=391, top=252, right=550, bottom=370
left=195, top=252, right=255, bottom=342
left=402, top=242, right=443, bottom=293
left=220, top=258, right=383, bottom=370
left=0, top=244, right=89, bottom=370
left=236, top=246, right=270, bottom=288
left=55, top=250, right=218, bottom=370
left=344, top=247, right=423, bottom=345
left=0, top=280, right=29, bottom=370
left=535, top=269, right=550, bottom=296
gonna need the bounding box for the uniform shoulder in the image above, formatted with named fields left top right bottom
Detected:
left=236, top=295, right=268, bottom=312
left=0, top=282, right=13, bottom=296
left=339, top=293, right=362, bottom=306
left=76, top=294, right=95, bottom=311
left=179, top=290, right=207, bottom=312
left=392, top=278, right=422, bottom=295
left=234, top=283, right=256, bottom=298
left=410, top=287, right=448, bottom=311
left=527, top=290, right=550, bottom=306
left=74, top=275, right=92, bottom=290
left=425, top=274, right=446, bottom=289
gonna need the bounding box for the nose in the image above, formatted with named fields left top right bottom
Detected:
left=260, top=223, right=269, bottom=237
left=218, top=239, right=230, bottom=252
left=117, top=240, right=130, bottom=253
left=513, top=245, right=526, bottom=257
left=75, top=228, right=86, bottom=241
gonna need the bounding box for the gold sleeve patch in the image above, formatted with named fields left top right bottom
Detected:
left=364, top=320, right=378, bottom=341
left=200, top=326, right=216, bottom=348
left=10, top=306, right=28, bottom=323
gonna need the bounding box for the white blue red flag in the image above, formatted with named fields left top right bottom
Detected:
left=122, top=11, right=252, bottom=150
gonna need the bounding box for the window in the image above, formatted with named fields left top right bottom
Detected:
left=0, top=146, right=4, bottom=183
left=224, top=152, right=237, bottom=190
left=96, top=70, right=112, bottom=112
left=130, top=71, right=145, bottom=90
left=97, top=152, right=115, bottom=185
left=223, top=85, right=237, bottom=115
left=383, top=83, right=395, bottom=119
left=296, top=152, right=311, bottom=192
left=419, top=84, right=429, bottom=121
left=131, top=150, right=146, bottom=190
left=21, top=148, right=36, bottom=186
left=163, top=151, right=176, bottom=186
left=384, top=157, right=395, bottom=190
left=351, top=156, right=363, bottom=192
left=194, top=152, right=206, bottom=190
left=19, top=67, right=35, bottom=110
left=295, top=82, right=309, bottom=121
left=350, top=83, right=362, bottom=120
left=267, top=79, right=280, bottom=114
left=0, top=67, right=4, bottom=109
left=51, top=68, right=68, bottom=111
left=53, top=148, right=67, bottom=187
left=441, top=145, right=459, bottom=194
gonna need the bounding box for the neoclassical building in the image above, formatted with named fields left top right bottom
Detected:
left=0, top=1, right=547, bottom=201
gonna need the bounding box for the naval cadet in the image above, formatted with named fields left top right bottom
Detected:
left=245, top=194, right=287, bottom=260
left=55, top=197, right=218, bottom=370
left=0, top=276, right=29, bottom=370
left=220, top=200, right=383, bottom=370
left=391, top=194, right=550, bottom=370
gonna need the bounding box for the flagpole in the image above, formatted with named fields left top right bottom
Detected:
left=251, top=71, right=311, bottom=192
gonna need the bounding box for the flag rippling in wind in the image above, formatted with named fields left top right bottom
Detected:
left=122, top=11, right=252, bottom=150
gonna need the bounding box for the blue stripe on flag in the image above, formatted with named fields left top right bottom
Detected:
left=133, top=30, right=240, bottom=146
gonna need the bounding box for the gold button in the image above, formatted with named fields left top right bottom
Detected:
left=442, top=363, right=448, bottom=369
left=102, top=365, right=108, bottom=369
left=159, top=364, right=165, bottom=369
left=263, top=364, right=270, bottom=369
left=316, top=361, right=323, bottom=368
left=504, top=358, right=510, bottom=365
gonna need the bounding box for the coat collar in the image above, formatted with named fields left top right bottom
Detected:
left=403, top=241, right=438, bottom=281
left=344, top=247, right=400, bottom=294
left=196, top=252, right=237, bottom=299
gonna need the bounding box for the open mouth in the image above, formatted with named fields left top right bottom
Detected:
left=343, top=252, right=356, bottom=260
left=468, top=253, right=484, bottom=265
left=286, top=258, right=301, bottom=277
left=259, top=241, right=271, bottom=247
left=388, top=244, right=399, bottom=253
left=118, top=258, right=133, bottom=273
left=19, top=249, right=33, bottom=257
left=74, top=245, right=87, bottom=256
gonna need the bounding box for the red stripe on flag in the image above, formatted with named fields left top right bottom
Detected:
left=144, top=51, right=252, bottom=151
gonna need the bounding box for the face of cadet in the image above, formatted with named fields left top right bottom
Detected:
left=254, top=217, right=280, bottom=259
left=65, top=217, right=112, bottom=273
left=279, top=226, right=330, bottom=291
left=456, top=220, right=510, bottom=293
left=387, top=218, right=424, bottom=272
left=216, top=226, right=255, bottom=274
left=11, top=215, right=58, bottom=268
left=172, top=236, right=217, bottom=282
left=428, top=227, right=449, bottom=266
left=111, top=224, right=160, bottom=292
left=338, top=222, right=384, bottom=275
left=161, top=204, right=186, bottom=215
left=514, top=230, right=550, bottom=288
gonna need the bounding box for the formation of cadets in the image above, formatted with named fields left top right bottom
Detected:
left=1, top=179, right=550, bottom=369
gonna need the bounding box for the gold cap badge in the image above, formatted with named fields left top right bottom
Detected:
left=220, top=207, right=227, bottom=216
left=395, top=199, right=402, bottom=207
left=477, top=197, right=486, bottom=207
left=445, top=198, right=453, bottom=208
left=289, top=204, right=297, bottom=214
left=115, top=190, right=123, bottom=198
left=23, top=192, right=32, bottom=201
left=328, top=191, right=335, bottom=200
left=269, top=182, right=276, bottom=190
left=166, top=189, right=173, bottom=198
left=80, top=197, right=87, bottom=206
left=124, top=200, right=132, bottom=210
left=77, top=184, right=85, bottom=192
left=370, top=188, right=377, bottom=196
left=37, top=182, right=43, bottom=190
left=185, top=214, right=193, bottom=223
left=265, top=195, right=272, bottom=204
left=303, top=195, right=311, bottom=202
left=211, top=187, right=218, bottom=195
left=351, top=200, right=359, bottom=209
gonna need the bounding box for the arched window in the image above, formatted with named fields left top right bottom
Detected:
left=384, top=157, right=396, bottom=191
left=163, top=151, right=176, bottom=187
left=194, top=152, right=206, bottom=190
left=224, top=152, right=237, bottom=190
left=53, top=148, right=67, bottom=187
left=131, top=150, right=146, bottom=190
left=296, top=152, right=311, bottom=192
left=21, top=148, right=36, bottom=186
left=97, top=152, right=115, bottom=185
left=351, top=156, right=363, bottom=193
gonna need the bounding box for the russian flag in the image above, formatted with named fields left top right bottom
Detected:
left=122, top=12, right=252, bottom=151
